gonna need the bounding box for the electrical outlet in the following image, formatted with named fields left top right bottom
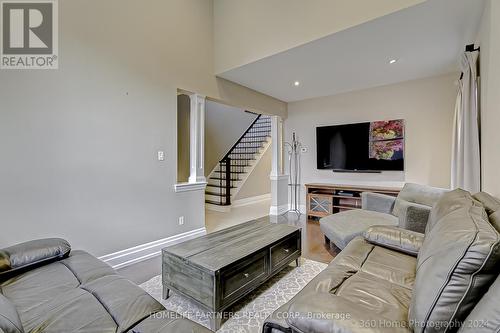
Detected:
left=178, top=216, right=185, bottom=225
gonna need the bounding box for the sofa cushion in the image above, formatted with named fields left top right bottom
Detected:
left=491, top=211, right=500, bottom=233
left=131, top=311, right=212, bottom=333
left=425, top=188, right=480, bottom=232
left=393, top=183, right=446, bottom=218
left=0, top=239, right=70, bottom=280
left=458, top=274, right=500, bottom=333
left=0, top=250, right=164, bottom=333
left=320, top=209, right=397, bottom=249
left=0, top=294, right=23, bottom=333
left=409, top=190, right=500, bottom=333
left=473, top=192, right=500, bottom=216
left=82, top=275, right=164, bottom=333
left=264, top=237, right=416, bottom=333
left=364, top=225, right=424, bottom=257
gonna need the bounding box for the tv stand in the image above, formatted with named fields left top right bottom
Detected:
left=305, top=183, right=401, bottom=219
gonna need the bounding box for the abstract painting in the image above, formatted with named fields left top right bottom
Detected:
left=369, top=119, right=405, bottom=161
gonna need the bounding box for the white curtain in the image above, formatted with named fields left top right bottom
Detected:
left=451, top=51, right=480, bottom=192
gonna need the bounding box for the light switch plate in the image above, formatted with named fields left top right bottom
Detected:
left=157, top=151, right=165, bottom=161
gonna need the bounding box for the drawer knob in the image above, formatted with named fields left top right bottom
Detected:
left=284, top=249, right=290, bottom=253
left=244, top=273, right=249, bottom=278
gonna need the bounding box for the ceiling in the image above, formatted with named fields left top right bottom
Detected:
left=218, top=0, right=485, bottom=102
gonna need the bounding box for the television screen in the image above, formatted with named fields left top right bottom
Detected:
left=316, top=120, right=405, bottom=172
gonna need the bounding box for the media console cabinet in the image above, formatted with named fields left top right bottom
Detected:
left=305, top=183, right=402, bottom=219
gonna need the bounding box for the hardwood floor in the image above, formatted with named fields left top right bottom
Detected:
left=119, top=212, right=337, bottom=284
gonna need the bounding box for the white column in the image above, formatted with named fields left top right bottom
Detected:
left=270, top=116, right=282, bottom=178
left=270, top=116, right=289, bottom=216
left=188, top=94, right=206, bottom=184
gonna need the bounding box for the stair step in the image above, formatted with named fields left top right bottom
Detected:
left=231, top=149, right=260, bottom=153
left=205, top=191, right=225, bottom=196
left=206, top=184, right=236, bottom=189
left=205, top=200, right=230, bottom=206
left=239, top=139, right=268, bottom=144
left=237, top=142, right=266, bottom=147
left=215, top=170, right=246, bottom=173
left=237, top=141, right=266, bottom=145
left=247, top=129, right=271, bottom=133
left=241, top=134, right=270, bottom=138
left=243, top=134, right=269, bottom=139
left=227, top=157, right=255, bottom=161
left=210, top=177, right=242, bottom=181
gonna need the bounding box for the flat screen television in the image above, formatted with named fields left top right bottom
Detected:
left=316, top=119, right=405, bottom=172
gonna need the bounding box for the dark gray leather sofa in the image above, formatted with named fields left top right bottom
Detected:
left=0, top=239, right=211, bottom=333
left=264, top=189, right=500, bottom=333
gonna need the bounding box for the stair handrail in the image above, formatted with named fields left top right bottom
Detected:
left=216, top=114, right=269, bottom=206
left=220, top=114, right=262, bottom=162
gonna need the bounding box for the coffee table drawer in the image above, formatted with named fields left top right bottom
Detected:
left=221, top=250, right=267, bottom=302
left=271, top=233, right=299, bottom=269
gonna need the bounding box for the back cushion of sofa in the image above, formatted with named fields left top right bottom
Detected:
left=393, top=183, right=446, bottom=218
left=425, top=189, right=478, bottom=233
left=0, top=239, right=71, bottom=281
left=473, top=192, right=500, bottom=216
left=490, top=211, right=500, bottom=233
left=0, top=294, right=23, bottom=333
left=409, top=190, right=500, bottom=333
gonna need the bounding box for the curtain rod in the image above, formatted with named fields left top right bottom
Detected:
left=465, top=43, right=480, bottom=52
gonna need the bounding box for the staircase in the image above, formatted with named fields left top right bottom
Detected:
left=205, top=114, right=271, bottom=209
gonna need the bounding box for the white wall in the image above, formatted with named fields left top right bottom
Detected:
left=205, top=102, right=257, bottom=176
left=478, top=0, right=500, bottom=197
left=214, top=0, right=425, bottom=73
left=234, top=146, right=272, bottom=200
left=285, top=73, right=457, bottom=204
left=0, top=0, right=286, bottom=256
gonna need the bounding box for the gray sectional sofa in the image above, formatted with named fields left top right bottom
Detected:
left=320, top=183, right=448, bottom=249
left=264, top=188, right=500, bottom=333
left=0, top=239, right=211, bottom=333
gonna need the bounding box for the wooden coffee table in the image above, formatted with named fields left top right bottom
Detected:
left=162, top=219, right=301, bottom=330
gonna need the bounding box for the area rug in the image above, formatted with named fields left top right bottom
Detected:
left=140, top=258, right=328, bottom=332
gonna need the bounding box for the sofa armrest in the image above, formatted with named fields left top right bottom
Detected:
left=361, top=192, right=396, bottom=214
left=397, top=201, right=432, bottom=233
left=0, top=238, right=71, bottom=278
left=363, top=225, right=424, bottom=257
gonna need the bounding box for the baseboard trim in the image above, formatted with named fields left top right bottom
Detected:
left=232, top=193, right=271, bottom=208
left=269, top=204, right=289, bottom=216
left=205, top=203, right=232, bottom=212
left=99, top=227, right=207, bottom=269
left=288, top=203, right=307, bottom=214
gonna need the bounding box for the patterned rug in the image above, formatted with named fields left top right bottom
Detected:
left=140, top=258, right=328, bottom=332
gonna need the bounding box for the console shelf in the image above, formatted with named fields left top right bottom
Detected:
left=305, top=183, right=401, bottom=218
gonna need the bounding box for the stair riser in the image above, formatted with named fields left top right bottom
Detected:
left=213, top=166, right=253, bottom=174
left=207, top=179, right=243, bottom=187
left=205, top=194, right=232, bottom=202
